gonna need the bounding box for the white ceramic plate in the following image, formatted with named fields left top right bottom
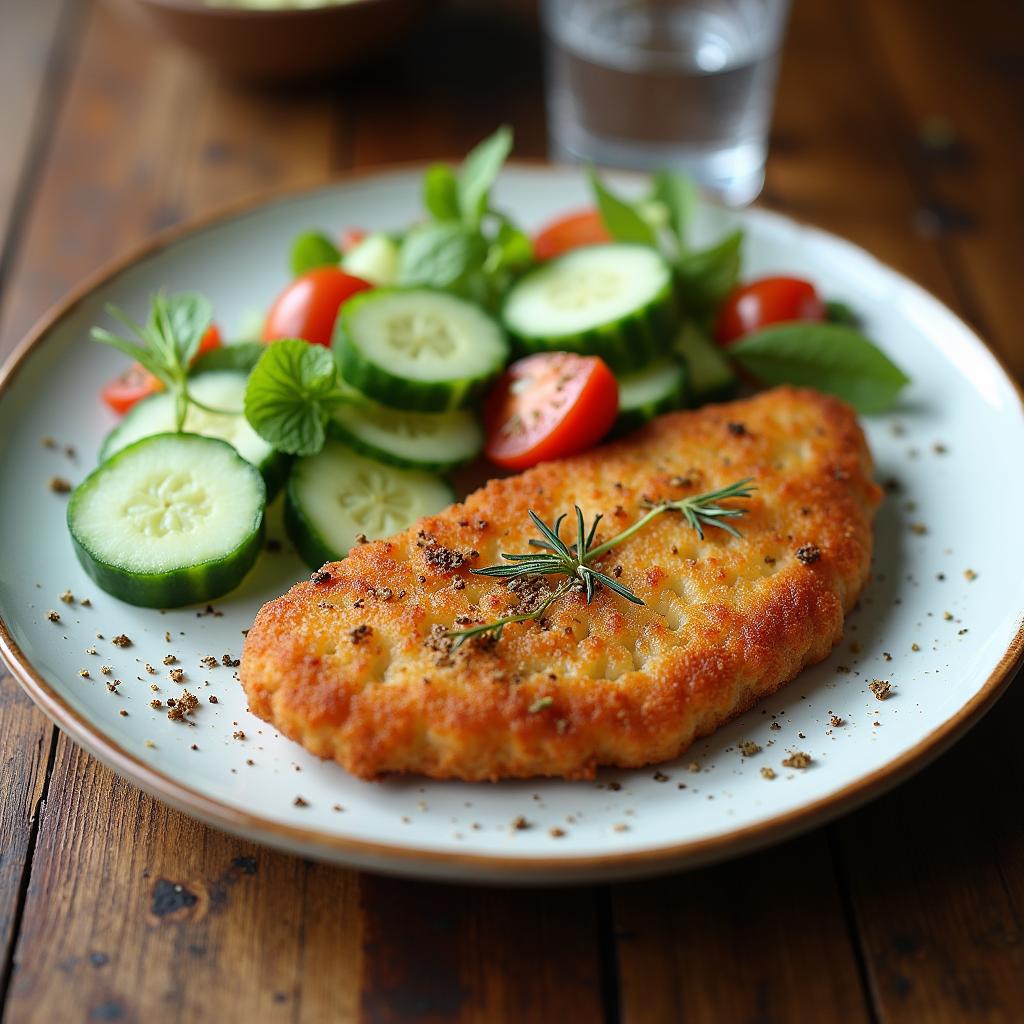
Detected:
left=1, top=166, right=1022, bottom=884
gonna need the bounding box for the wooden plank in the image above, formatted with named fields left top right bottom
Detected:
left=821, top=2, right=1024, bottom=1020
left=614, top=834, right=872, bottom=1024
left=0, top=0, right=79, bottom=995
left=0, top=0, right=73, bottom=278
left=854, top=0, right=1024, bottom=374
left=358, top=875, right=605, bottom=1024
left=4, top=738, right=363, bottom=1023
left=0, top=674, right=54, bottom=992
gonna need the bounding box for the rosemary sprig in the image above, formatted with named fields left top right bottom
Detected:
left=448, top=478, right=755, bottom=648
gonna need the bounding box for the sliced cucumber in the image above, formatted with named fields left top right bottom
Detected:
left=342, top=232, right=399, bottom=286
left=68, top=433, right=265, bottom=608
left=501, top=244, right=679, bottom=372
left=99, top=371, right=290, bottom=497
left=613, top=358, right=687, bottom=435
left=333, top=288, right=508, bottom=412
left=285, top=441, right=453, bottom=568
left=674, top=321, right=738, bottom=405
left=328, top=401, right=483, bottom=472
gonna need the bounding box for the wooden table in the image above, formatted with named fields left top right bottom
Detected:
left=1, top=0, right=1022, bottom=1019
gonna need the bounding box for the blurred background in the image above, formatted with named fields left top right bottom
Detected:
left=1, top=1, right=1023, bottom=1021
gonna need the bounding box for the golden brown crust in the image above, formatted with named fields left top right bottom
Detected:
left=241, top=387, right=881, bottom=781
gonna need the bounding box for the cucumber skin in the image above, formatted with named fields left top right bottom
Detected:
left=611, top=371, right=688, bottom=437
left=501, top=254, right=681, bottom=374
left=332, top=289, right=508, bottom=413
left=325, top=415, right=481, bottom=473
left=284, top=455, right=458, bottom=569
left=284, top=479, right=340, bottom=570
left=98, top=399, right=291, bottom=500
left=68, top=436, right=266, bottom=609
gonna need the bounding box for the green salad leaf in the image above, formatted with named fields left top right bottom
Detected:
left=675, top=229, right=744, bottom=311
left=290, top=231, right=341, bottom=277
left=423, top=163, right=461, bottom=221
left=458, top=125, right=513, bottom=225
left=191, top=341, right=266, bottom=376
left=728, top=323, right=909, bottom=413
left=243, top=339, right=351, bottom=456
left=652, top=169, right=698, bottom=248
left=398, top=126, right=531, bottom=309
left=825, top=299, right=861, bottom=327
left=587, top=168, right=658, bottom=246
left=398, top=222, right=487, bottom=289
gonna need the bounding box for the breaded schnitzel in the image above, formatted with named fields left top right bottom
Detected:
left=241, top=387, right=880, bottom=781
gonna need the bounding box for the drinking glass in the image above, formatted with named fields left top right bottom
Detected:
left=542, top=0, right=791, bottom=205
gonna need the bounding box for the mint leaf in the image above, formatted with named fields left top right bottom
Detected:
left=485, top=216, right=533, bottom=275
left=423, top=163, right=461, bottom=221
left=675, top=230, right=743, bottom=311
left=588, top=168, right=658, bottom=246
left=728, top=323, right=909, bottom=413
left=458, top=126, right=513, bottom=225
left=244, top=339, right=341, bottom=456
left=398, top=222, right=486, bottom=289
left=290, top=231, right=341, bottom=276
left=652, top=170, right=697, bottom=248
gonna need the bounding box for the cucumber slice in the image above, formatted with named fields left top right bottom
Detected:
left=99, top=371, right=290, bottom=497
left=328, top=401, right=483, bottom=472
left=673, top=321, right=738, bottom=405
left=501, top=244, right=679, bottom=372
left=613, top=358, right=687, bottom=435
left=68, top=433, right=265, bottom=608
left=285, top=441, right=453, bottom=568
left=342, top=232, right=399, bottom=286
left=334, top=288, right=509, bottom=412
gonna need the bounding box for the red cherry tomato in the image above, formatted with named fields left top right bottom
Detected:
left=533, top=209, right=611, bottom=262
left=484, top=352, right=619, bottom=471
left=262, top=267, right=373, bottom=347
left=341, top=228, right=367, bottom=252
left=101, top=324, right=222, bottom=415
left=715, top=276, right=825, bottom=345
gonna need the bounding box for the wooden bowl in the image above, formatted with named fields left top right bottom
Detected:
left=136, top=0, right=440, bottom=81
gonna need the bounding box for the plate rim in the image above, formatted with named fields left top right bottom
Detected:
left=2, top=163, right=1023, bottom=882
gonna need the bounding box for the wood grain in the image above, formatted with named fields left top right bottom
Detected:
left=615, top=834, right=872, bottom=1024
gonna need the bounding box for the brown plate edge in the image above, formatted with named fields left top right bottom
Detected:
left=1, top=164, right=1023, bottom=884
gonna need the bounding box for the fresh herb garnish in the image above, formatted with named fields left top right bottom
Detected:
left=448, top=478, right=755, bottom=648
left=399, top=126, right=532, bottom=308
left=728, top=323, right=910, bottom=414
left=90, top=292, right=226, bottom=430
left=243, top=338, right=361, bottom=456
left=290, top=230, right=342, bottom=277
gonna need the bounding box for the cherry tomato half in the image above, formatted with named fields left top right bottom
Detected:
left=484, top=352, right=619, bottom=471
left=262, top=267, right=373, bottom=347
left=715, top=276, right=825, bottom=345
left=532, top=208, right=611, bottom=262
left=101, top=324, right=222, bottom=415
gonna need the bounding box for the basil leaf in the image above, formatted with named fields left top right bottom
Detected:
left=423, top=163, right=461, bottom=221
left=588, top=168, right=658, bottom=246
left=825, top=299, right=861, bottom=328
left=675, top=230, right=743, bottom=310
left=458, top=125, right=513, bottom=225
left=191, top=341, right=265, bottom=376
left=398, top=222, right=486, bottom=289
left=290, top=231, right=341, bottom=276
left=728, top=323, right=910, bottom=413
left=244, top=339, right=340, bottom=456
left=652, top=169, right=697, bottom=247
left=485, top=216, right=533, bottom=275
